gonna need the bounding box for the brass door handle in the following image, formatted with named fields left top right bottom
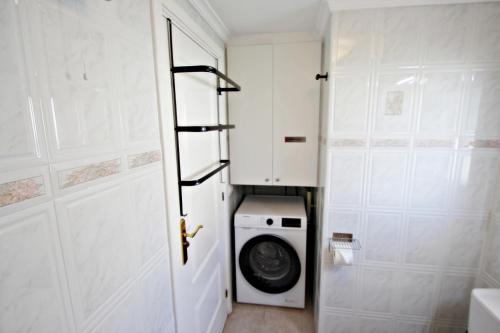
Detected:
left=180, top=219, right=204, bottom=265
left=184, top=224, right=204, bottom=238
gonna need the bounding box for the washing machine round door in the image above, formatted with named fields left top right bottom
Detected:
left=239, top=234, right=301, bottom=294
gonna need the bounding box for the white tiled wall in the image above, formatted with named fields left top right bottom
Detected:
left=318, top=3, right=500, bottom=332
left=0, top=0, right=174, bottom=332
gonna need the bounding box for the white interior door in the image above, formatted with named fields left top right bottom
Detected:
left=162, top=21, right=228, bottom=333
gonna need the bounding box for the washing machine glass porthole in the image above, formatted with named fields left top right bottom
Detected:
left=239, top=234, right=301, bottom=294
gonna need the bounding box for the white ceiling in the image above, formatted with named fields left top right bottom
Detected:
left=329, top=0, right=500, bottom=10
left=206, top=0, right=323, bottom=36
left=204, top=0, right=500, bottom=37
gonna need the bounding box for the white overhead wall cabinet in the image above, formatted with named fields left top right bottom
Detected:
left=227, top=40, right=321, bottom=187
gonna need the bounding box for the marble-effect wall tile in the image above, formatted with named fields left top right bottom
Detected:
left=335, top=10, right=374, bottom=67
left=0, top=208, right=69, bottom=333
left=359, top=267, right=395, bottom=313
left=418, top=72, right=463, bottom=135
left=364, top=213, right=402, bottom=263
left=61, top=185, right=137, bottom=321
left=368, top=152, right=407, bottom=208
left=332, top=75, right=370, bottom=133
left=423, top=5, right=468, bottom=64
left=466, top=71, right=500, bottom=139
left=380, top=7, right=422, bottom=66
left=409, top=152, right=452, bottom=210
left=397, top=271, right=436, bottom=317
left=329, top=152, right=365, bottom=207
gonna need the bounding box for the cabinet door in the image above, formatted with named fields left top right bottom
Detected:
left=228, top=45, right=273, bottom=185
left=272, top=42, right=321, bottom=186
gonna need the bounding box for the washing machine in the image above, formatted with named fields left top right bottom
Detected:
left=234, top=195, right=307, bottom=308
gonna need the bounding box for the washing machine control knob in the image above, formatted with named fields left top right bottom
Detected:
left=266, top=218, right=273, bottom=226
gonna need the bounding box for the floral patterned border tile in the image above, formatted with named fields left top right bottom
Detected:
left=0, top=176, right=45, bottom=208
left=463, top=139, right=500, bottom=149
left=127, top=150, right=162, bottom=169
left=415, top=139, right=456, bottom=148
left=330, top=139, right=367, bottom=147
left=370, top=139, right=409, bottom=148
left=58, top=158, right=121, bottom=189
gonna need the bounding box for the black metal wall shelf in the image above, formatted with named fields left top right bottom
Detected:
left=176, top=124, right=235, bottom=132
left=180, top=160, right=230, bottom=186
left=167, top=19, right=240, bottom=217
left=171, top=65, right=241, bottom=95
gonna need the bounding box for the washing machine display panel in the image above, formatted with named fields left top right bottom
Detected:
left=239, top=235, right=301, bottom=294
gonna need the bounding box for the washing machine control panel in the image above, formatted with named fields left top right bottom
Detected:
left=235, top=215, right=306, bottom=229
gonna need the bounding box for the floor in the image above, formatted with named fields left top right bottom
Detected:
left=222, top=302, right=314, bottom=333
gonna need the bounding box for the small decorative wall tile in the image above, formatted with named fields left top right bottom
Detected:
left=374, top=74, right=415, bottom=134
left=0, top=176, right=45, bottom=208
left=127, top=150, right=162, bottom=169
left=58, top=159, right=121, bottom=189
left=385, top=91, right=404, bottom=115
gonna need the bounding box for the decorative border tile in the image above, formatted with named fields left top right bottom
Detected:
left=58, top=159, right=121, bottom=189
left=127, top=150, right=162, bottom=169
left=415, top=139, right=456, bottom=148
left=462, top=139, right=500, bottom=149
left=330, top=139, right=367, bottom=147
left=0, top=176, right=45, bottom=207
left=370, top=139, right=409, bottom=148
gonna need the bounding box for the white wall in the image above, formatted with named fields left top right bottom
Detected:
left=317, top=3, right=500, bottom=332
left=0, top=0, right=175, bottom=332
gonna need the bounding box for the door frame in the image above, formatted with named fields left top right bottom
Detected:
left=150, top=0, right=234, bottom=329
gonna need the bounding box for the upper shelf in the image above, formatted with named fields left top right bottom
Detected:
left=171, top=65, right=241, bottom=94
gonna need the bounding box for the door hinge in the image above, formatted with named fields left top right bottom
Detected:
left=221, top=192, right=225, bottom=201
left=225, top=289, right=228, bottom=298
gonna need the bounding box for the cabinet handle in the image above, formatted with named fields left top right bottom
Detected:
left=275, top=178, right=280, bottom=182
left=265, top=178, right=269, bottom=182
